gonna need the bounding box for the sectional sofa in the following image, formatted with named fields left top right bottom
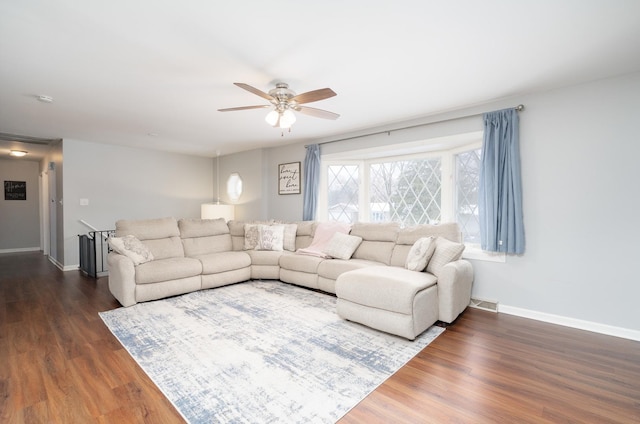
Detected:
left=107, top=217, right=474, bottom=339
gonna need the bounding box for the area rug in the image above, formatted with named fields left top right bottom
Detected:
left=99, top=280, right=444, bottom=424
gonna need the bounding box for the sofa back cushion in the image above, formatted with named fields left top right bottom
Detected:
left=179, top=218, right=232, bottom=257
left=350, top=222, right=399, bottom=265
left=142, top=237, right=185, bottom=260
left=292, top=221, right=316, bottom=250
left=390, top=222, right=462, bottom=267
left=115, top=217, right=184, bottom=260
left=227, top=220, right=246, bottom=251
left=115, top=217, right=180, bottom=239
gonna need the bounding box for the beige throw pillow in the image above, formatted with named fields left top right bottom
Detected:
left=405, top=237, right=436, bottom=271
left=281, top=223, right=298, bottom=252
left=243, top=224, right=260, bottom=250
left=322, top=232, right=363, bottom=260
left=426, top=237, right=465, bottom=277
left=108, top=235, right=154, bottom=265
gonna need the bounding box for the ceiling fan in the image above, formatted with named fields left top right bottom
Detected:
left=218, top=82, right=339, bottom=131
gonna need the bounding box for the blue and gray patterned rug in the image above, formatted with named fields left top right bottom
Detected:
left=100, top=280, right=444, bottom=423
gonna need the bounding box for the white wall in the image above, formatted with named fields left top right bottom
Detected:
left=62, top=139, right=214, bottom=266
left=221, top=71, right=640, bottom=335
left=0, top=159, right=40, bottom=251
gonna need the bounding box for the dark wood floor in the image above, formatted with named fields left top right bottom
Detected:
left=1, top=252, right=639, bottom=423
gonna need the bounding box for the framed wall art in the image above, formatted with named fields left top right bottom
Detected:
left=278, top=162, right=301, bottom=195
left=4, top=180, right=26, bottom=200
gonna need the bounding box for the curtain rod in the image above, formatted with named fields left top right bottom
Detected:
left=307, top=104, right=524, bottom=148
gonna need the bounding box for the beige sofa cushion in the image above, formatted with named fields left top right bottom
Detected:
left=116, top=217, right=180, bottom=239
left=196, top=251, right=251, bottom=274
left=396, top=223, right=461, bottom=244
left=182, top=235, right=232, bottom=257
left=135, top=257, right=202, bottom=285
left=292, top=221, right=316, bottom=250
left=115, top=217, right=184, bottom=260
left=350, top=222, right=399, bottom=242
left=351, top=222, right=399, bottom=265
left=391, top=223, right=462, bottom=267
left=317, top=258, right=382, bottom=281
left=279, top=253, right=325, bottom=274
left=246, top=250, right=285, bottom=266
left=178, top=218, right=234, bottom=257
left=142, top=236, right=185, bottom=260
left=178, top=218, right=229, bottom=238
left=336, top=266, right=438, bottom=315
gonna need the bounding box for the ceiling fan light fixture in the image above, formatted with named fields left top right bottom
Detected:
left=265, top=110, right=279, bottom=126
left=279, top=109, right=296, bottom=128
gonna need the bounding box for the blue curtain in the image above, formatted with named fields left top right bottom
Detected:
left=479, top=108, right=525, bottom=254
left=303, top=144, right=320, bottom=220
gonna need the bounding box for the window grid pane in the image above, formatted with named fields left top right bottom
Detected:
left=455, top=148, right=481, bottom=243
left=370, top=158, right=442, bottom=226
left=327, top=165, right=359, bottom=223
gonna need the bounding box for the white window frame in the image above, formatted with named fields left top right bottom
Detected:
left=318, top=133, right=505, bottom=262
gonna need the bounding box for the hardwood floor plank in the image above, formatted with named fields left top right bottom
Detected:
left=2, top=252, right=640, bottom=423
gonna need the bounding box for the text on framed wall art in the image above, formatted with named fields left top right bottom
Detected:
left=4, top=180, right=27, bottom=200
left=278, top=162, right=301, bottom=195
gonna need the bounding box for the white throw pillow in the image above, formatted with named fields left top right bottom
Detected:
left=322, top=232, right=363, bottom=260
left=255, top=225, right=285, bottom=251
left=404, top=237, right=436, bottom=271
left=108, top=235, right=154, bottom=265
left=426, top=237, right=465, bottom=277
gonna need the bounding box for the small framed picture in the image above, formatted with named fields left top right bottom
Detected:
left=4, top=180, right=27, bottom=200
left=278, top=162, right=301, bottom=195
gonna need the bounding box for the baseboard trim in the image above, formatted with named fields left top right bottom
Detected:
left=498, top=304, right=640, bottom=342
left=0, top=247, right=41, bottom=254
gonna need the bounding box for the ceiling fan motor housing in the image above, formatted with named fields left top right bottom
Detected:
left=269, top=83, right=296, bottom=110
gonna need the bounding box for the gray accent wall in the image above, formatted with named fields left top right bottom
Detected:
left=62, top=139, right=214, bottom=266
left=0, top=159, right=40, bottom=251
left=220, top=71, right=640, bottom=334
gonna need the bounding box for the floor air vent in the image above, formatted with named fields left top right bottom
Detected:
left=470, top=298, right=499, bottom=313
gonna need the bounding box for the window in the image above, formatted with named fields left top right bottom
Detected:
left=320, top=139, right=483, bottom=245
left=455, top=149, right=481, bottom=244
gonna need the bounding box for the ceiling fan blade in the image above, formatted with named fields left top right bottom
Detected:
left=234, top=82, right=275, bottom=101
left=296, top=106, right=340, bottom=120
left=218, top=105, right=271, bottom=112
left=290, top=88, right=336, bottom=104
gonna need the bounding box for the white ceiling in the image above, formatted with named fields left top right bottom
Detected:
left=1, top=1, right=640, bottom=161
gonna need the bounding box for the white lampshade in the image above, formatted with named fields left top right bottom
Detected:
left=265, top=110, right=279, bottom=126
left=201, top=203, right=235, bottom=222
left=279, top=109, right=296, bottom=128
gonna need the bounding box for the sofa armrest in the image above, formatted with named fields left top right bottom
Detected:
left=437, top=259, right=474, bottom=323
left=107, top=252, right=137, bottom=307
